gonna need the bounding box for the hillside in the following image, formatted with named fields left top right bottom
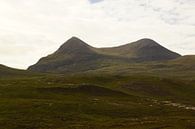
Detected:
left=0, top=64, right=27, bottom=77
left=165, top=55, right=195, bottom=71
left=28, top=37, right=181, bottom=73
left=0, top=64, right=42, bottom=78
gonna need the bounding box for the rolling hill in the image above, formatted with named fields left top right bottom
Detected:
left=0, top=64, right=41, bottom=78
left=28, top=37, right=181, bottom=73
left=0, top=64, right=27, bottom=77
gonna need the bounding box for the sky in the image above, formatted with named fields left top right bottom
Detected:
left=0, top=0, right=195, bottom=69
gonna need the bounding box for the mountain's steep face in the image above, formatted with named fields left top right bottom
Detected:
left=99, top=38, right=181, bottom=61
left=28, top=37, right=181, bottom=73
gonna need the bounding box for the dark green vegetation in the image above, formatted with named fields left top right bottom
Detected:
left=1, top=37, right=195, bottom=128
left=0, top=73, right=195, bottom=129
left=28, top=37, right=181, bottom=73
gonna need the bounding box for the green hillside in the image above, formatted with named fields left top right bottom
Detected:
left=79, top=55, right=195, bottom=79
left=0, top=64, right=28, bottom=77
left=0, top=64, right=44, bottom=78
left=167, top=55, right=195, bottom=70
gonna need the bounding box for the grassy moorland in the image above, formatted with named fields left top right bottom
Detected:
left=0, top=72, right=195, bottom=129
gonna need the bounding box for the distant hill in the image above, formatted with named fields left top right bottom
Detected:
left=166, top=55, right=195, bottom=71
left=0, top=64, right=40, bottom=77
left=0, top=64, right=26, bottom=77
left=28, top=37, right=181, bottom=73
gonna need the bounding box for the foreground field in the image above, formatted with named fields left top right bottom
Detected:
left=0, top=74, right=195, bottom=129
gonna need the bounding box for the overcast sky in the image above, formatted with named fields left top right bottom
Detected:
left=0, top=0, right=195, bottom=69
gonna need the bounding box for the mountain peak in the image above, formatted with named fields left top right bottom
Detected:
left=55, top=37, right=92, bottom=54
left=69, top=36, right=83, bottom=41
left=128, top=38, right=181, bottom=61
left=138, top=38, right=156, bottom=42
left=66, top=36, right=88, bottom=46
left=131, top=38, right=160, bottom=48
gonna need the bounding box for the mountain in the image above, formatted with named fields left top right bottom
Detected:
left=98, top=38, right=181, bottom=61
left=28, top=37, right=181, bottom=73
left=28, top=37, right=106, bottom=73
